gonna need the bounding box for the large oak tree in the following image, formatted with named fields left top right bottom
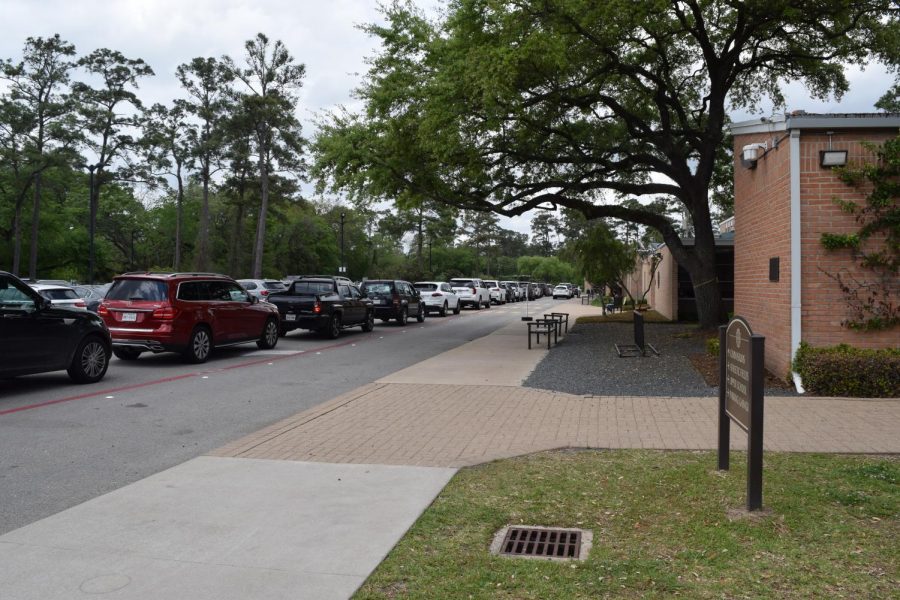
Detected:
left=314, top=0, right=899, bottom=327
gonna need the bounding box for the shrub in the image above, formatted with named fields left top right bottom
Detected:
left=706, top=337, right=720, bottom=356
left=793, top=342, right=900, bottom=397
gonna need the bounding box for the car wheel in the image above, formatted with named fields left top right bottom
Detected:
left=397, top=306, right=408, bottom=325
left=361, top=310, right=375, bottom=332
left=417, top=305, right=425, bottom=322
left=324, top=314, right=341, bottom=339
left=183, top=326, right=212, bottom=364
left=439, top=302, right=447, bottom=317
left=67, top=336, right=110, bottom=383
left=485, top=299, right=491, bottom=309
left=473, top=300, right=481, bottom=310
left=257, top=318, right=279, bottom=349
left=113, top=347, right=142, bottom=361
left=453, top=302, right=461, bottom=315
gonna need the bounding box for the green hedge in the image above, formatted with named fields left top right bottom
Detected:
left=793, top=343, right=900, bottom=398
left=706, top=337, right=720, bottom=356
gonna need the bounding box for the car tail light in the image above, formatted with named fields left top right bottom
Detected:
left=313, top=301, right=322, bottom=314
left=97, top=304, right=109, bottom=316
left=75, top=300, right=87, bottom=308
left=260, top=290, right=269, bottom=297
left=470, top=287, right=476, bottom=295
left=392, top=293, right=400, bottom=305
left=152, top=304, right=177, bottom=320
left=431, top=292, right=442, bottom=297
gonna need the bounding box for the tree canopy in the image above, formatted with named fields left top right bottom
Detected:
left=314, top=0, right=899, bottom=326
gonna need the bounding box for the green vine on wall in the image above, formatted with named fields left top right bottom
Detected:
left=820, top=136, right=899, bottom=331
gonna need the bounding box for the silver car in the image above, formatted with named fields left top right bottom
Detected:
left=237, top=279, right=288, bottom=301
left=29, top=283, right=88, bottom=309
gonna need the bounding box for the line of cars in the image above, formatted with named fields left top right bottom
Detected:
left=1, top=269, right=577, bottom=385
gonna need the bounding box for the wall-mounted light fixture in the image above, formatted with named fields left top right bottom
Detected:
left=741, top=142, right=768, bottom=169
left=819, top=131, right=847, bottom=168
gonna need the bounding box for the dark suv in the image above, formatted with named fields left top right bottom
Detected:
left=0, top=271, right=111, bottom=383
left=359, top=279, right=425, bottom=325
left=98, top=272, right=280, bottom=363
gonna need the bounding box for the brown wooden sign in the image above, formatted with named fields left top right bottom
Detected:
left=718, top=316, right=766, bottom=511
left=724, top=317, right=753, bottom=431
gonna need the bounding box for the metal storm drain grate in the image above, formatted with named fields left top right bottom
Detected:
left=494, top=526, right=588, bottom=560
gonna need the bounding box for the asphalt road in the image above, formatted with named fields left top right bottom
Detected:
left=0, top=297, right=559, bottom=535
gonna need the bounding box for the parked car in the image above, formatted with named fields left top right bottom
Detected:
left=98, top=272, right=280, bottom=363
left=413, top=281, right=461, bottom=316
left=501, top=281, right=521, bottom=301
left=448, top=278, right=490, bottom=309
left=359, top=279, right=425, bottom=324
left=552, top=284, right=572, bottom=299
left=267, top=276, right=374, bottom=338
left=237, top=279, right=288, bottom=301
left=1, top=271, right=111, bottom=383
left=483, top=279, right=507, bottom=305
left=29, top=283, right=88, bottom=310
left=74, top=283, right=112, bottom=313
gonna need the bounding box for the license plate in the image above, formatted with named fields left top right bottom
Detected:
left=121, top=312, right=137, bottom=322
left=372, top=299, right=383, bottom=304
left=285, top=314, right=297, bottom=321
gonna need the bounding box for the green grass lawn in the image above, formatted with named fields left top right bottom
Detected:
left=355, top=450, right=898, bottom=599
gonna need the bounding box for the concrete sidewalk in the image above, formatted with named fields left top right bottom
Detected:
left=3, top=299, right=898, bottom=599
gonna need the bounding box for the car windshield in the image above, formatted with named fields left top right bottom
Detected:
left=291, top=281, right=334, bottom=294
left=107, top=279, right=169, bottom=302
left=451, top=280, right=475, bottom=288
left=362, top=282, right=392, bottom=295
left=264, top=281, right=286, bottom=290
left=415, top=283, right=438, bottom=291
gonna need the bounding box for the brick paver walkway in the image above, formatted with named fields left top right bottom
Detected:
left=210, top=382, right=900, bottom=467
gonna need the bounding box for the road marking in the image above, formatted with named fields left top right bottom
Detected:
left=1, top=305, right=523, bottom=417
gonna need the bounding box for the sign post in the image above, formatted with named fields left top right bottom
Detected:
left=718, top=316, right=766, bottom=511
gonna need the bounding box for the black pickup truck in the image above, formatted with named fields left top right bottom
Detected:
left=267, top=276, right=374, bottom=339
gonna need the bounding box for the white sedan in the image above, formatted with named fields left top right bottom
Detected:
left=413, top=281, right=461, bottom=316
left=552, top=285, right=573, bottom=299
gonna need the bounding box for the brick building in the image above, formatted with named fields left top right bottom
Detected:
left=731, top=113, right=899, bottom=379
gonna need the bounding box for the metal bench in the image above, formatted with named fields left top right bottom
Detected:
left=527, top=319, right=557, bottom=349
left=546, top=312, right=569, bottom=333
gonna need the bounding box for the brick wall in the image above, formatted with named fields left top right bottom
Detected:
left=734, top=128, right=898, bottom=377
left=798, top=131, right=898, bottom=351
left=734, top=132, right=793, bottom=375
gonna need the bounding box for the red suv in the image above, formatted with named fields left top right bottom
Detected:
left=98, top=272, right=280, bottom=363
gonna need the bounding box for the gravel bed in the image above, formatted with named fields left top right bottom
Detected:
left=524, top=322, right=719, bottom=397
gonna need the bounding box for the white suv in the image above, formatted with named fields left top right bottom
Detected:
left=448, top=278, right=490, bottom=309
left=483, top=279, right=506, bottom=304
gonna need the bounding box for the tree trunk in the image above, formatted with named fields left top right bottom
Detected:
left=663, top=221, right=722, bottom=329
left=229, top=200, right=245, bottom=276
left=174, top=171, right=183, bottom=271
left=195, top=165, right=210, bottom=271
left=11, top=200, right=23, bottom=275
left=28, top=172, right=42, bottom=279
left=252, top=153, right=269, bottom=278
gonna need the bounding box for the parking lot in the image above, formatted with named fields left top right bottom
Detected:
left=0, top=297, right=561, bottom=535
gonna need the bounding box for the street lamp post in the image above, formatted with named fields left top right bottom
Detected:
left=427, top=238, right=432, bottom=273
left=87, top=164, right=98, bottom=285
left=339, top=212, right=346, bottom=275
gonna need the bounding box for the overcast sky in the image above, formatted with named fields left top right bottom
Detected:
left=1, top=0, right=895, bottom=236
